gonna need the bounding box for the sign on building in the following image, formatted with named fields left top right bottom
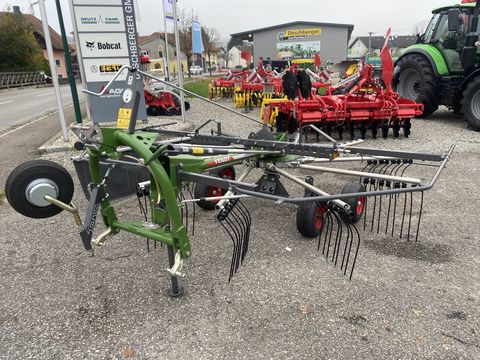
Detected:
left=70, top=0, right=147, bottom=123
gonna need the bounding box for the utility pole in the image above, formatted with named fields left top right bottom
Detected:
left=368, top=32, right=374, bottom=56
left=54, top=0, right=82, bottom=124
left=162, top=0, right=171, bottom=81
left=36, top=0, right=69, bottom=141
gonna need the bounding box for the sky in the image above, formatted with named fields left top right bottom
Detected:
left=0, top=0, right=457, bottom=43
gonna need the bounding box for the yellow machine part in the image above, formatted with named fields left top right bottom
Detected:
left=260, top=97, right=286, bottom=125
left=233, top=88, right=266, bottom=108
left=345, top=64, right=358, bottom=77
left=208, top=84, right=234, bottom=99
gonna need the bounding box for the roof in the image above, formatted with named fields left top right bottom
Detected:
left=434, top=2, right=476, bottom=13
left=230, top=20, right=354, bottom=38
left=349, top=35, right=417, bottom=50
left=0, top=12, right=65, bottom=50
left=138, top=32, right=176, bottom=47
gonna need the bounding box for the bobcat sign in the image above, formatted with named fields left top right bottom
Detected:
left=70, top=0, right=147, bottom=123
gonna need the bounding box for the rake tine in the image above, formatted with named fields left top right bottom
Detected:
left=225, top=216, right=242, bottom=275
left=228, top=208, right=245, bottom=271
left=399, top=189, right=408, bottom=239
left=331, top=211, right=343, bottom=264
left=348, top=223, right=361, bottom=280
left=317, top=205, right=327, bottom=251
left=324, top=210, right=337, bottom=260
left=340, top=220, right=352, bottom=273
left=406, top=191, right=414, bottom=242
left=236, top=201, right=252, bottom=261
left=385, top=186, right=393, bottom=235
left=219, top=219, right=237, bottom=282
left=342, top=222, right=354, bottom=276
left=322, top=210, right=334, bottom=255
left=230, top=203, right=247, bottom=264
left=416, top=191, right=424, bottom=242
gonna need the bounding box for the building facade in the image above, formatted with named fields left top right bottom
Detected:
left=229, top=21, right=354, bottom=67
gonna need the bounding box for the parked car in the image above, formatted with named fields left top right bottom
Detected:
left=190, top=65, right=203, bottom=75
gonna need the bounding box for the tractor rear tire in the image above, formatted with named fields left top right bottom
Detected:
left=461, top=76, right=480, bottom=131
left=296, top=201, right=326, bottom=238
left=340, top=183, right=366, bottom=224
left=5, top=160, right=74, bottom=219
left=394, top=54, right=439, bottom=118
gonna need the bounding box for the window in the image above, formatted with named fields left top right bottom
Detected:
left=158, top=51, right=163, bottom=58
left=55, top=59, right=61, bottom=67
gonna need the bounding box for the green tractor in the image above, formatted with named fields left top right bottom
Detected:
left=394, top=0, right=480, bottom=130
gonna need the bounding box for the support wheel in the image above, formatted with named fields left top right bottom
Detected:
left=5, top=160, right=74, bottom=219
left=394, top=54, right=439, bottom=117
left=461, top=77, right=480, bottom=131
left=340, top=183, right=366, bottom=224
left=296, top=201, right=326, bottom=238
left=194, top=167, right=236, bottom=210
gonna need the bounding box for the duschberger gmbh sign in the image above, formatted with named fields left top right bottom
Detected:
left=71, top=0, right=147, bottom=123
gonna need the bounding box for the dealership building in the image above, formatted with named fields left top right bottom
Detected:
left=229, top=21, right=354, bottom=68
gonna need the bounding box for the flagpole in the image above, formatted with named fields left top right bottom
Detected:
left=172, top=0, right=186, bottom=122
left=162, top=0, right=171, bottom=81
left=37, top=0, right=69, bottom=141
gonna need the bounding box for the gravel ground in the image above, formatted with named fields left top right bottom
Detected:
left=0, top=99, right=479, bottom=359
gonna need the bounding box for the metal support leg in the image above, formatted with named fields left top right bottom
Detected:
left=167, top=245, right=184, bottom=297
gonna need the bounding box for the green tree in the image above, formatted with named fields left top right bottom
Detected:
left=0, top=11, right=49, bottom=73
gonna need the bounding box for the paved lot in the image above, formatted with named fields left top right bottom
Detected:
left=0, top=101, right=479, bottom=359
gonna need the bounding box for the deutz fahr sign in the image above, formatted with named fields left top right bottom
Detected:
left=71, top=0, right=147, bottom=123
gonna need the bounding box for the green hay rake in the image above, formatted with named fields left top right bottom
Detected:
left=4, top=67, right=453, bottom=296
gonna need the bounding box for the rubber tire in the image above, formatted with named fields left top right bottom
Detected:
left=340, top=183, right=366, bottom=224
left=282, top=71, right=298, bottom=100
left=393, top=54, right=439, bottom=118
left=148, top=106, right=160, bottom=116
left=5, top=160, right=74, bottom=219
left=461, top=76, right=480, bottom=130
left=296, top=201, right=325, bottom=238
left=297, top=70, right=312, bottom=99
left=194, top=167, right=236, bottom=211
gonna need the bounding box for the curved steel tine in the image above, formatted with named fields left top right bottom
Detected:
left=331, top=211, right=343, bottom=265
left=229, top=207, right=246, bottom=269
left=321, top=210, right=333, bottom=255
left=236, top=200, right=252, bottom=262
left=219, top=219, right=237, bottom=282
left=325, top=210, right=337, bottom=260
left=225, top=215, right=242, bottom=274
left=400, top=190, right=408, bottom=239
left=342, top=222, right=353, bottom=274
left=415, top=191, right=424, bottom=242
left=317, top=205, right=327, bottom=251
left=348, top=223, right=361, bottom=280
left=407, top=191, right=414, bottom=242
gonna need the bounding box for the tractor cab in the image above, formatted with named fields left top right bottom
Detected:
left=419, top=1, right=480, bottom=72
left=394, top=0, right=480, bottom=130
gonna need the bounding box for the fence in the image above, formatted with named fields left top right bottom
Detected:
left=0, top=71, right=47, bottom=89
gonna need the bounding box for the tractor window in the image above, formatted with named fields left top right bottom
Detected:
left=432, top=13, right=466, bottom=71
left=424, top=13, right=440, bottom=42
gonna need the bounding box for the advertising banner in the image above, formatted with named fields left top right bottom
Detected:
left=192, top=20, right=204, bottom=54
left=70, top=0, right=147, bottom=123
left=276, top=41, right=321, bottom=60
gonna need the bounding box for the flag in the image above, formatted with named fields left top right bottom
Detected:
left=380, top=27, right=393, bottom=91
left=164, top=0, right=174, bottom=21
left=192, top=21, right=204, bottom=54
left=314, top=53, right=321, bottom=68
